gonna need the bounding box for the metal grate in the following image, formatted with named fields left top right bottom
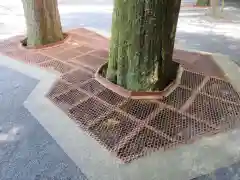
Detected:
left=72, top=45, right=95, bottom=54
left=201, top=78, right=240, bottom=103
left=120, top=100, right=160, bottom=120
left=161, top=87, right=192, bottom=109
left=96, top=88, right=126, bottom=106
left=186, top=93, right=240, bottom=128
left=117, top=127, right=172, bottom=162
left=79, top=79, right=106, bottom=95
left=47, top=80, right=72, bottom=98
left=62, top=68, right=93, bottom=85
left=39, top=59, right=73, bottom=73
left=74, top=54, right=106, bottom=72
left=68, top=97, right=111, bottom=126
left=88, top=111, right=138, bottom=150
left=90, top=50, right=109, bottom=59
left=181, top=70, right=205, bottom=89
left=52, top=49, right=83, bottom=61
left=69, top=33, right=94, bottom=44
left=18, top=52, right=51, bottom=64
left=52, top=89, right=89, bottom=110
left=148, top=108, right=212, bottom=142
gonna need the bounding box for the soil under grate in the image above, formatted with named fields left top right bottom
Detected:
left=1, top=28, right=240, bottom=163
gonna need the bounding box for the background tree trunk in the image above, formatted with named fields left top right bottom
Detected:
left=196, top=0, right=210, bottom=6
left=21, top=0, right=64, bottom=47
left=210, top=0, right=220, bottom=17
left=107, top=0, right=181, bottom=91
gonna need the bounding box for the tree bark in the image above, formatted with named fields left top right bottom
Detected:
left=196, top=0, right=210, bottom=6
left=107, top=0, right=181, bottom=91
left=210, top=0, right=220, bottom=17
left=21, top=0, right=64, bottom=47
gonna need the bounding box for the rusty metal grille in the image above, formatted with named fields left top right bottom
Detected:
left=161, top=87, right=192, bottom=109
left=74, top=54, right=106, bottom=71
left=52, top=89, right=89, bottom=110
left=181, top=70, right=205, bottom=89
left=201, top=78, right=240, bottom=103
left=40, top=46, right=66, bottom=56
left=39, top=59, right=73, bottom=73
left=62, top=68, right=93, bottom=85
left=186, top=93, right=240, bottom=128
left=96, top=89, right=126, bottom=106
left=72, top=45, right=94, bottom=54
left=79, top=79, right=106, bottom=95
left=69, top=33, right=94, bottom=44
left=148, top=108, right=212, bottom=142
left=88, top=111, right=138, bottom=150
left=117, top=127, right=172, bottom=162
left=47, top=80, right=72, bottom=99
left=5, top=28, right=240, bottom=163
left=52, top=49, right=83, bottom=61
left=18, top=52, right=51, bottom=64
left=68, top=97, right=111, bottom=126
left=120, top=100, right=160, bottom=120
left=90, top=50, right=108, bottom=59
left=69, top=28, right=95, bottom=35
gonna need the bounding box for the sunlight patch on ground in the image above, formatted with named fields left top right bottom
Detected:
left=178, top=16, right=240, bottom=39
left=0, top=126, right=21, bottom=142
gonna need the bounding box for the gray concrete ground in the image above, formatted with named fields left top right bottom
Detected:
left=0, top=0, right=240, bottom=180
left=0, top=66, right=87, bottom=180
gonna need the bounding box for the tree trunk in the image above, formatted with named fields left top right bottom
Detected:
left=196, top=0, right=210, bottom=6
left=21, top=0, right=64, bottom=47
left=210, top=0, right=220, bottom=17
left=107, top=0, right=181, bottom=91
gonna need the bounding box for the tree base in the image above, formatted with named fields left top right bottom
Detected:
left=96, top=62, right=183, bottom=100
left=20, top=33, right=69, bottom=49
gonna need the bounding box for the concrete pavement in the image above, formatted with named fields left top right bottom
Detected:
left=0, top=65, right=87, bottom=180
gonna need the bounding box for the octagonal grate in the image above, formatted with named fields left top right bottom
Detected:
left=186, top=93, right=240, bottom=128
left=74, top=54, right=106, bottom=71
left=96, top=88, right=126, bottom=106
left=79, top=79, right=106, bottom=95
left=120, top=99, right=160, bottom=121
left=47, top=80, right=72, bottom=99
left=181, top=70, right=205, bottom=89
left=18, top=52, right=51, bottom=64
left=88, top=111, right=139, bottom=150
left=117, top=127, right=172, bottom=162
left=62, top=68, right=93, bottom=85
left=89, top=50, right=109, bottom=59
left=39, top=59, right=73, bottom=73
left=161, top=86, right=192, bottom=109
left=52, top=49, right=83, bottom=61
left=68, top=97, right=111, bottom=126
left=52, top=89, right=89, bottom=110
left=72, top=45, right=95, bottom=54
left=148, top=108, right=213, bottom=142
left=201, top=78, right=240, bottom=103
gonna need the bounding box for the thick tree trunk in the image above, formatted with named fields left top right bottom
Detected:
left=21, top=0, right=64, bottom=47
left=107, top=0, right=181, bottom=91
left=196, top=0, right=210, bottom=6
left=210, top=0, right=220, bottom=17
